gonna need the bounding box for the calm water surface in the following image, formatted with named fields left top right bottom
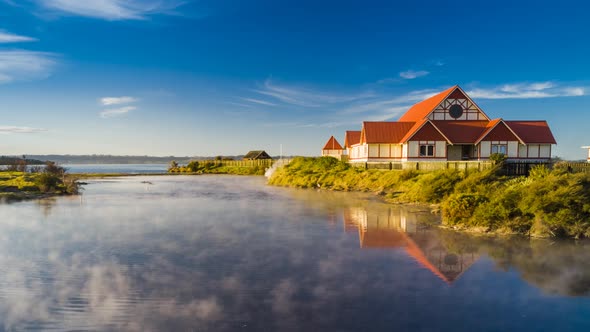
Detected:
left=63, top=164, right=168, bottom=174
left=0, top=175, right=589, bottom=331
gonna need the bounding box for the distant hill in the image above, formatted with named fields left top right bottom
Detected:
left=23, top=154, right=294, bottom=165
left=0, top=156, right=45, bottom=165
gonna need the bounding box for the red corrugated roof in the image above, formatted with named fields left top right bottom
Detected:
left=361, top=121, right=415, bottom=144
left=344, top=130, right=361, bottom=147
left=398, top=86, right=457, bottom=122
left=432, top=120, right=490, bottom=144
left=322, top=136, right=343, bottom=150
left=505, top=121, right=557, bottom=144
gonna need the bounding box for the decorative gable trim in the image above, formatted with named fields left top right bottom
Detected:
left=401, top=120, right=452, bottom=144
left=428, top=86, right=491, bottom=121
left=475, top=119, right=524, bottom=145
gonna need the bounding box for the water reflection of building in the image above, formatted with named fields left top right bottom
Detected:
left=343, top=206, right=479, bottom=284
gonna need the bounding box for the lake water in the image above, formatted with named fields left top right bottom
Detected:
left=0, top=175, right=589, bottom=331
left=63, top=164, right=168, bottom=174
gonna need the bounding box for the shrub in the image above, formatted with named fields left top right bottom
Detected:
left=442, top=193, right=488, bottom=225
left=35, top=173, right=60, bottom=193
left=490, top=153, right=507, bottom=165
left=399, top=169, right=463, bottom=203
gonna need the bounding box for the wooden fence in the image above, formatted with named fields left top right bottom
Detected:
left=350, top=161, right=494, bottom=171
left=553, top=162, right=590, bottom=173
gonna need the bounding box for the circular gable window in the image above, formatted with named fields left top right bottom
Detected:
left=448, top=104, right=463, bottom=119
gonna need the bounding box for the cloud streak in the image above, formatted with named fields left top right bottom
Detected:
left=35, top=0, right=186, bottom=20
left=254, top=79, right=374, bottom=108
left=100, top=96, right=138, bottom=106
left=399, top=70, right=429, bottom=79
left=240, top=97, right=277, bottom=107
left=467, top=82, right=585, bottom=99
left=0, top=30, right=37, bottom=43
left=0, top=50, right=57, bottom=83
left=0, top=126, right=48, bottom=134
left=100, top=106, right=137, bottom=118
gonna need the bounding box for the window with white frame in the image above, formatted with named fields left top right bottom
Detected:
left=419, top=141, right=435, bottom=157
left=491, top=143, right=507, bottom=155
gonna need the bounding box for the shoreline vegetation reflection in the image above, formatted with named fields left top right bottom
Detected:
left=0, top=176, right=588, bottom=331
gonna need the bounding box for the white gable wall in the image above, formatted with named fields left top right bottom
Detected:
left=428, top=97, right=488, bottom=121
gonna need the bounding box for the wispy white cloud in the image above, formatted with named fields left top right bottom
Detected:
left=240, top=97, right=277, bottom=107
left=0, top=126, right=48, bottom=134
left=100, top=96, right=138, bottom=106
left=376, top=77, right=400, bottom=84
left=35, top=0, right=186, bottom=20
left=467, top=82, right=585, bottom=99
left=432, top=59, right=445, bottom=66
left=100, top=106, right=136, bottom=118
left=339, top=89, right=439, bottom=115
left=0, top=30, right=37, bottom=43
left=0, top=50, right=57, bottom=83
left=254, top=78, right=374, bottom=107
left=399, top=70, right=429, bottom=79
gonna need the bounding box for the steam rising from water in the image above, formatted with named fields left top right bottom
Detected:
left=0, top=175, right=588, bottom=331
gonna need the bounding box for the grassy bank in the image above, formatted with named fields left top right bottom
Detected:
left=0, top=165, right=79, bottom=202
left=269, top=157, right=590, bottom=239
left=168, top=160, right=266, bottom=176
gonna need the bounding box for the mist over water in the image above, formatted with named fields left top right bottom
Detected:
left=0, top=175, right=589, bottom=331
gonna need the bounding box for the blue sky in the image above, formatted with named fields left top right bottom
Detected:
left=0, top=0, right=589, bottom=159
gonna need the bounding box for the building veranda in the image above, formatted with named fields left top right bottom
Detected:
left=322, top=85, right=556, bottom=165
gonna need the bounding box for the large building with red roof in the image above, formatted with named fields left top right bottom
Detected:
left=336, top=85, right=556, bottom=162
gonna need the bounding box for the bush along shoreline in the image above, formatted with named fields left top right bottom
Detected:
left=167, top=160, right=267, bottom=176
left=0, top=161, right=79, bottom=202
left=268, top=157, right=590, bottom=239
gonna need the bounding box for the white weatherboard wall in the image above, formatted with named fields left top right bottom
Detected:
left=540, top=145, right=551, bottom=158
left=369, top=145, right=379, bottom=158
left=518, top=144, right=527, bottom=158
left=528, top=144, right=539, bottom=158
left=480, top=141, right=491, bottom=158
left=392, top=145, right=402, bottom=158
left=408, top=141, right=419, bottom=158
left=379, top=144, right=389, bottom=157
left=508, top=142, right=518, bottom=158
left=435, top=141, right=446, bottom=158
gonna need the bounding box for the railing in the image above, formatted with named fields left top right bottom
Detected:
left=350, top=161, right=493, bottom=171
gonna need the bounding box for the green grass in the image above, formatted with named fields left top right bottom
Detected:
left=0, top=170, right=78, bottom=200
left=169, top=161, right=266, bottom=176
left=269, top=157, right=590, bottom=239
left=0, top=171, right=39, bottom=191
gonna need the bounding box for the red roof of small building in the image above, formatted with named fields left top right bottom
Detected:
left=431, top=120, right=489, bottom=144
left=322, top=136, right=343, bottom=150
left=361, top=121, right=415, bottom=144
left=504, top=121, right=557, bottom=144
left=344, top=130, right=361, bottom=147
left=398, top=86, right=457, bottom=122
